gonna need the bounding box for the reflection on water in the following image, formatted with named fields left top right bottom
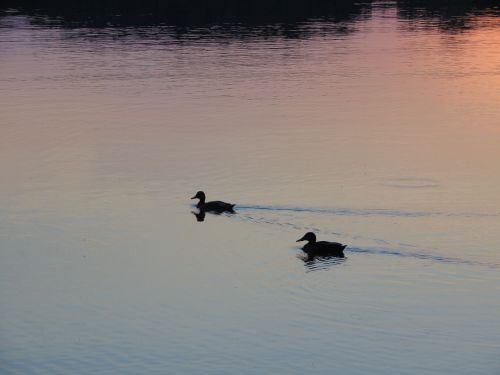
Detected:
left=397, top=0, right=500, bottom=33
left=301, top=254, right=347, bottom=272
left=3, top=0, right=372, bottom=28
left=1, top=2, right=500, bottom=375
left=192, top=210, right=206, bottom=222
left=191, top=209, right=236, bottom=222
left=3, top=0, right=499, bottom=33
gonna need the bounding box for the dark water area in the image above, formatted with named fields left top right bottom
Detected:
left=1, top=1, right=500, bottom=374
left=1, top=0, right=373, bottom=27
left=2, top=0, right=499, bottom=29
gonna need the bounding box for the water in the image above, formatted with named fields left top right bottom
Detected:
left=1, top=3, right=500, bottom=374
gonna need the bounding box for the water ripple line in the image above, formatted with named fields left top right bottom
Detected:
left=236, top=204, right=499, bottom=218
left=346, top=247, right=498, bottom=268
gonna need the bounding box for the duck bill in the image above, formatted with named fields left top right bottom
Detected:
left=296, top=236, right=306, bottom=242
left=190, top=196, right=197, bottom=199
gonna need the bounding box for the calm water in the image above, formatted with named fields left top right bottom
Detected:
left=1, top=3, right=500, bottom=374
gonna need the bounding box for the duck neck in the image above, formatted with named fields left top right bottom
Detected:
left=197, top=197, right=205, bottom=208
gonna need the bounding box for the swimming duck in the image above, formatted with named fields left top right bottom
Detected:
left=296, top=232, right=346, bottom=257
left=191, top=191, right=235, bottom=213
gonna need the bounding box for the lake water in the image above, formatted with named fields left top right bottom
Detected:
left=1, top=3, right=499, bottom=374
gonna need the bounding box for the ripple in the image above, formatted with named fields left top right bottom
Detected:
left=236, top=204, right=499, bottom=218
left=347, top=246, right=498, bottom=268
left=192, top=203, right=499, bottom=269
left=382, top=177, right=440, bottom=189
left=300, top=254, right=347, bottom=272
left=210, top=205, right=500, bottom=269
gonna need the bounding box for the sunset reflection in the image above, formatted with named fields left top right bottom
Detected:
left=0, top=2, right=499, bottom=375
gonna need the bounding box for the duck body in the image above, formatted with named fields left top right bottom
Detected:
left=302, top=241, right=346, bottom=257
left=198, top=200, right=235, bottom=212
left=297, top=232, right=346, bottom=257
left=191, top=191, right=235, bottom=213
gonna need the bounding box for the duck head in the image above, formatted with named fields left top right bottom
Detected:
left=191, top=191, right=206, bottom=203
left=297, top=232, right=317, bottom=243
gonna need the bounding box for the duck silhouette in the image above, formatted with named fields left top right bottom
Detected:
left=296, top=232, right=346, bottom=258
left=191, top=191, right=235, bottom=213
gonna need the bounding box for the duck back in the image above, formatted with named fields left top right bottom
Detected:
left=303, top=241, right=346, bottom=257
left=200, top=200, right=235, bottom=212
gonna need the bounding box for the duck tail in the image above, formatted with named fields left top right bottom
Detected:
left=342, top=245, right=347, bottom=250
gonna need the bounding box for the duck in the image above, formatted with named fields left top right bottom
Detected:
left=296, top=232, right=346, bottom=257
left=191, top=191, right=235, bottom=213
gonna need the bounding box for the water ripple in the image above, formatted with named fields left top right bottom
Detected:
left=236, top=204, right=499, bottom=218
left=301, top=255, right=347, bottom=272
left=347, top=247, right=498, bottom=269
left=204, top=205, right=500, bottom=269
left=294, top=246, right=499, bottom=271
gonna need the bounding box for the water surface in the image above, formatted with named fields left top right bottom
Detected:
left=1, top=3, right=499, bottom=374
